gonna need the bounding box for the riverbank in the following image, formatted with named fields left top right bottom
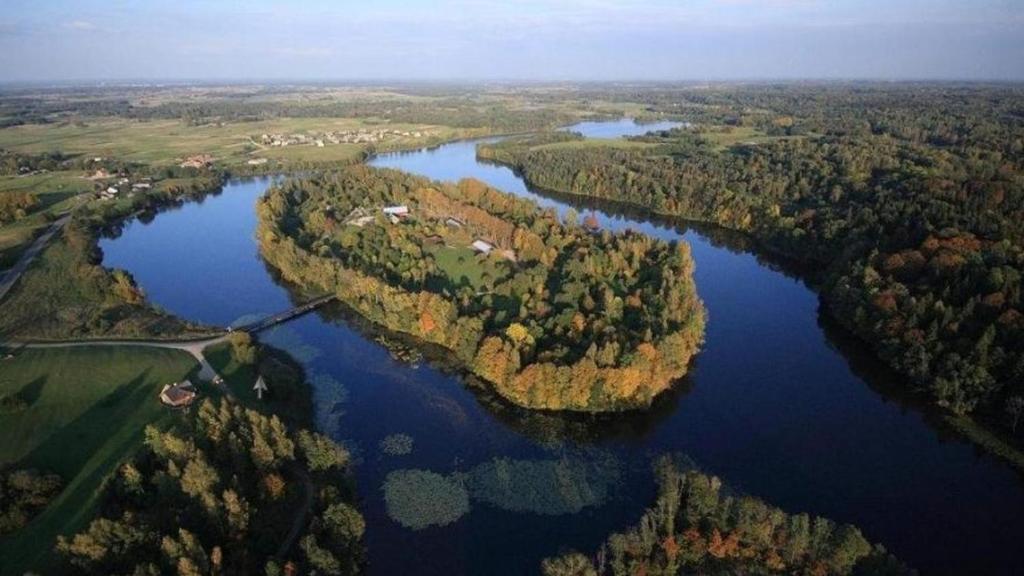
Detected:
left=475, top=139, right=1024, bottom=474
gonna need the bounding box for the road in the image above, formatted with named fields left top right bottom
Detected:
left=0, top=214, right=71, bottom=303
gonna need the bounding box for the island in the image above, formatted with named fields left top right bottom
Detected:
left=256, top=166, right=705, bottom=412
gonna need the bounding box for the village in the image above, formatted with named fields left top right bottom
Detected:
left=257, top=127, right=428, bottom=148
left=338, top=202, right=517, bottom=262
left=87, top=166, right=154, bottom=201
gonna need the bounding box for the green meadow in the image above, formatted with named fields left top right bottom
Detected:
left=0, top=345, right=199, bottom=575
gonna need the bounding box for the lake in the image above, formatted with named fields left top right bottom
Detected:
left=100, top=120, right=1024, bottom=575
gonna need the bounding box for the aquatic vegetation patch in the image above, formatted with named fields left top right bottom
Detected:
left=309, top=372, right=349, bottom=432
left=380, top=433, right=414, bottom=456
left=465, top=455, right=620, bottom=515
left=382, top=469, right=470, bottom=530
left=261, top=325, right=323, bottom=363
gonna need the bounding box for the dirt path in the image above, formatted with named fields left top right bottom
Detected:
left=276, top=465, right=316, bottom=560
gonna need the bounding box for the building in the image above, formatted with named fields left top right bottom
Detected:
left=247, top=158, right=269, bottom=166
left=159, top=380, right=197, bottom=408
left=382, top=205, right=410, bottom=216
left=180, top=154, right=214, bottom=169
left=471, top=239, right=494, bottom=254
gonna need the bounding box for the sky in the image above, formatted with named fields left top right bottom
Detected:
left=1, top=0, right=1022, bottom=82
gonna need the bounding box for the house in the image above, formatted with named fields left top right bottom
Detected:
left=471, top=239, right=494, bottom=254
left=132, top=182, right=151, bottom=190
left=445, top=217, right=464, bottom=228
left=180, top=154, right=214, bottom=169
left=106, top=186, right=119, bottom=195
left=159, top=380, right=197, bottom=408
left=247, top=158, right=268, bottom=166
left=382, top=205, right=410, bottom=216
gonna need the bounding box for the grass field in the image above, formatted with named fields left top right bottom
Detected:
left=428, top=245, right=495, bottom=290
left=531, top=137, right=657, bottom=152
left=0, top=117, right=463, bottom=168
left=0, top=346, right=199, bottom=575
left=0, top=171, right=91, bottom=270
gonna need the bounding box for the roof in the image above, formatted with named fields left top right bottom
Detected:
left=471, top=239, right=494, bottom=253
left=160, top=380, right=197, bottom=407
left=382, top=205, right=409, bottom=215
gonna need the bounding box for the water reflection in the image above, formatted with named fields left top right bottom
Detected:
left=94, top=122, right=1024, bottom=576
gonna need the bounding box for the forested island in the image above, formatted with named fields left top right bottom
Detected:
left=256, top=166, right=705, bottom=411
left=478, top=85, right=1024, bottom=440
left=542, top=457, right=910, bottom=576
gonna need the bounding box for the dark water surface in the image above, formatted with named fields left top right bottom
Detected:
left=100, top=120, right=1024, bottom=575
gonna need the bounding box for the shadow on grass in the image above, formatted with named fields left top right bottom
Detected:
left=0, top=368, right=178, bottom=576
left=0, top=375, right=47, bottom=414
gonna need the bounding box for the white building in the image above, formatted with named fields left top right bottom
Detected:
left=471, top=239, right=494, bottom=254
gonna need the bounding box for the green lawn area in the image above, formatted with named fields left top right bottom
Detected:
left=0, top=346, right=199, bottom=575
left=428, top=245, right=494, bottom=290
left=0, top=171, right=92, bottom=205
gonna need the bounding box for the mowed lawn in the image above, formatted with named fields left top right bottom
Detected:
left=0, top=346, right=198, bottom=575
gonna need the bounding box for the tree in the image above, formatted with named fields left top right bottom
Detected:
left=1006, top=396, right=1024, bottom=433
left=228, top=332, right=257, bottom=365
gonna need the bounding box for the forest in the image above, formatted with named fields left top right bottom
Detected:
left=256, top=166, right=705, bottom=411
left=477, top=85, right=1024, bottom=437
left=541, top=456, right=910, bottom=576
left=56, top=399, right=363, bottom=576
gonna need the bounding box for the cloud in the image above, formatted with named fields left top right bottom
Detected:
left=65, top=20, right=97, bottom=31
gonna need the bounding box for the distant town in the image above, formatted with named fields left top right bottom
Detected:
left=257, top=128, right=430, bottom=148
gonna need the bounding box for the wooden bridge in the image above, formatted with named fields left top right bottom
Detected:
left=232, top=294, right=337, bottom=333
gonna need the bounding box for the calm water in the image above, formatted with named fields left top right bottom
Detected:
left=100, top=120, right=1024, bottom=575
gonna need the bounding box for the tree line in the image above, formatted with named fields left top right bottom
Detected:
left=477, top=86, right=1024, bottom=439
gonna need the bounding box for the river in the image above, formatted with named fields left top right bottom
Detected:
left=100, top=119, right=1024, bottom=575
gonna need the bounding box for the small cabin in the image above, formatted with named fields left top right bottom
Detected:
left=159, top=380, right=197, bottom=408
left=471, top=239, right=494, bottom=254
left=382, top=205, right=409, bottom=216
